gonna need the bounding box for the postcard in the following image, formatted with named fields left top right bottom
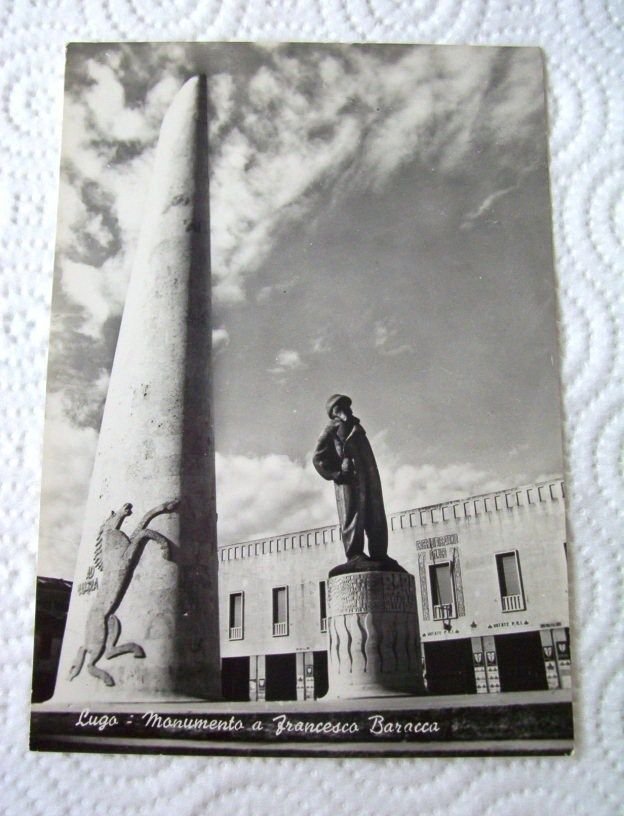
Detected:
left=31, top=42, right=573, bottom=756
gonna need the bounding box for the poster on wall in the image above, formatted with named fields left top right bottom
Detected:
left=31, top=42, right=573, bottom=757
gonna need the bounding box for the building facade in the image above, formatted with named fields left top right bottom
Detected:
left=218, top=479, right=571, bottom=701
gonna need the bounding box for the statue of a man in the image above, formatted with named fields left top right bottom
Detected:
left=313, top=394, right=400, bottom=573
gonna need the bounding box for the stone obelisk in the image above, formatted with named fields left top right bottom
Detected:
left=52, top=76, right=221, bottom=702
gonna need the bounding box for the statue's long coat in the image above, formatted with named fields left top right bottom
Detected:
left=313, top=417, right=388, bottom=560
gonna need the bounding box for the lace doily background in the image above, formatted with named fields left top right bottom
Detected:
left=1, top=1, right=622, bottom=813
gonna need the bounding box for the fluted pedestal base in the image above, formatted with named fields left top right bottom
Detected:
left=326, top=570, right=423, bottom=699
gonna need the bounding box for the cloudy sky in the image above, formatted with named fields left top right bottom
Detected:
left=38, top=43, right=564, bottom=579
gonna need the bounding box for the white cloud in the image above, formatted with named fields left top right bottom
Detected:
left=85, top=62, right=149, bottom=142
left=374, top=321, right=389, bottom=348
left=209, top=73, right=234, bottom=140
left=37, top=393, right=99, bottom=578
left=311, top=335, right=330, bottom=354
left=84, top=62, right=180, bottom=145
left=214, top=447, right=527, bottom=548
left=56, top=180, right=89, bottom=254
left=144, top=74, right=184, bottom=127
left=215, top=452, right=336, bottom=545
left=56, top=46, right=545, bottom=336
left=212, top=326, right=230, bottom=352
left=255, top=276, right=299, bottom=304
left=383, top=344, right=413, bottom=357
left=248, top=65, right=283, bottom=107
left=486, top=49, right=543, bottom=146
left=208, top=46, right=543, bottom=307
left=460, top=185, right=515, bottom=228
left=68, top=369, right=110, bottom=428
left=460, top=160, right=540, bottom=230
left=372, top=321, right=413, bottom=356
left=369, top=428, right=526, bottom=513
left=256, top=285, right=274, bottom=303
left=269, top=348, right=305, bottom=374
left=210, top=110, right=361, bottom=304
left=61, top=257, right=128, bottom=338
left=54, top=57, right=180, bottom=337
left=380, top=462, right=521, bottom=515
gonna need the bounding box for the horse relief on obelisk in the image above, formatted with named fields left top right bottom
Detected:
left=52, top=76, right=221, bottom=703
left=68, top=499, right=179, bottom=688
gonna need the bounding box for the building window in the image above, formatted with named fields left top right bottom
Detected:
left=496, top=551, right=526, bottom=612
left=229, top=592, right=244, bottom=640
left=429, top=563, right=456, bottom=620
left=272, top=586, right=289, bottom=636
left=319, top=581, right=327, bottom=632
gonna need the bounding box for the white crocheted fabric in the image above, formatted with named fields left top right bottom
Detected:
left=1, top=2, right=622, bottom=814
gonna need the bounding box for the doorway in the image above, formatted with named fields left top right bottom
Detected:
left=424, top=639, right=476, bottom=694
left=221, top=656, right=250, bottom=701
left=495, top=631, right=548, bottom=692
left=313, top=650, right=328, bottom=699
left=265, top=652, right=297, bottom=701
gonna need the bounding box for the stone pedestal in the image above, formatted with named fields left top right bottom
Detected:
left=326, top=571, right=423, bottom=698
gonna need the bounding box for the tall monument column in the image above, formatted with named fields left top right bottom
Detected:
left=53, top=76, right=221, bottom=702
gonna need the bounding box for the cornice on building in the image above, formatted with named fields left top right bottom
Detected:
left=218, top=478, right=565, bottom=564
left=390, top=478, right=565, bottom=532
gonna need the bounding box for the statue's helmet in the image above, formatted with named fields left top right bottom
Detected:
left=326, top=393, right=352, bottom=418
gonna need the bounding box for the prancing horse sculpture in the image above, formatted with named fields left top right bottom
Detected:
left=69, top=498, right=179, bottom=688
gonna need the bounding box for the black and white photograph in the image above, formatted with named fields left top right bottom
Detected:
left=30, top=41, right=573, bottom=757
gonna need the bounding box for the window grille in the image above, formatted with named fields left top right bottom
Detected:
left=272, top=586, right=289, bottom=636
left=429, top=563, right=456, bottom=619
left=496, top=551, right=526, bottom=612
left=229, top=592, right=244, bottom=639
